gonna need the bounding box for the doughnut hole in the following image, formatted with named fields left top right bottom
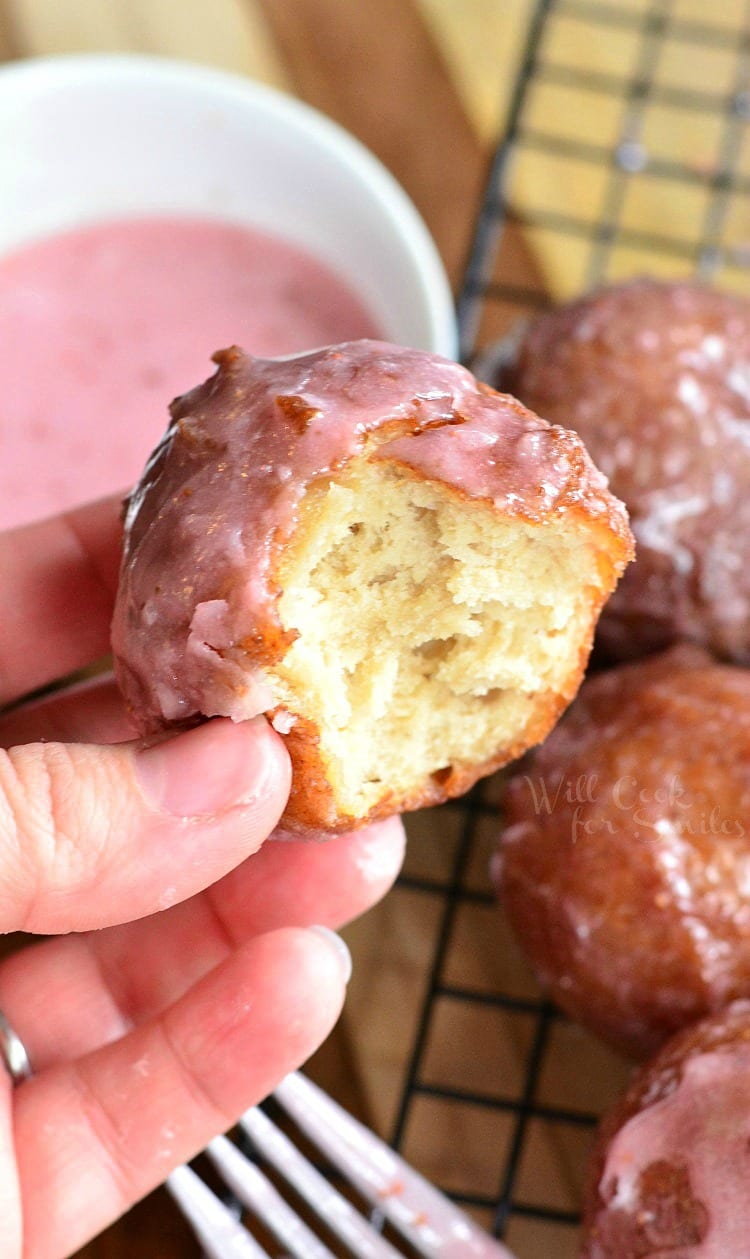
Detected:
left=496, top=646, right=750, bottom=1061
left=581, top=1000, right=750, bottom=1258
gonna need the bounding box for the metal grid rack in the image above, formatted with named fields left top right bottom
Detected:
left=361, top=2, right=750, bottom=1256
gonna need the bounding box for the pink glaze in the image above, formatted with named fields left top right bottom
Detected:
left=112, top=339, right=630, bottom=732
left=0, top=216, right=379, bottom=529
left=502, top=278, right=750, bottom=661
left=591, top=1046, right=750, bottom=1257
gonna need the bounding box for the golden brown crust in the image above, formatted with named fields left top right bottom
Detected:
left=278, top=682, right=590, bottom=834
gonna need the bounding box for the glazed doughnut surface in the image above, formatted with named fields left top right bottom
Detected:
left=112, top=339, right=632, bottom=832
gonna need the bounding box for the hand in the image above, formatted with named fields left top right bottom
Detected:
left=0, top=497, right=405, bottom=1258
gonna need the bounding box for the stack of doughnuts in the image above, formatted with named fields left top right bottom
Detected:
left=492, top=277, right=750, bottom=1253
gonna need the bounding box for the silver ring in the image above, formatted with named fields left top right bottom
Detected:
left=0, top=1010, right=32, bottom=1085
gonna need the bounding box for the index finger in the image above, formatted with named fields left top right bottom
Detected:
left=0, top=494, right=124, bottom=706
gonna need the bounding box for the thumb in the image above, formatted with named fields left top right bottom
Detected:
left=0, top=717, right=291, bottom=933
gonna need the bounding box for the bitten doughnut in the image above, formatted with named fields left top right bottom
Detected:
left=498, top=277, right=750, bottom=662
left=112, top=339, right=632, bottom=834
left=495, top=645, right=750, bottom=1060
left=581, top=1000, right=750, bottom=1257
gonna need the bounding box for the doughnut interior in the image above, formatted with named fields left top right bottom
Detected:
left=273, top=453, right=610, bottom=820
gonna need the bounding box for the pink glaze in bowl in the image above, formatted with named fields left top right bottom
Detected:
left=0, top=54, right=457, bottom=528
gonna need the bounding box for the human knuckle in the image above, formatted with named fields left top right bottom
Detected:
left=0, top=743, right=116, bottom=901
left=70, top=1065, right=142, bottom=1207
left=161, top=1016, right=232, bottom=1128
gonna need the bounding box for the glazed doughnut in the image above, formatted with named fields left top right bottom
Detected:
left=111, top=339, right=632, bottom=833
left=495, top=644, right=750, bottom=1060
left=581, top=999, right=750, bottom=1257
left=498, top=277, right=750, bottom=662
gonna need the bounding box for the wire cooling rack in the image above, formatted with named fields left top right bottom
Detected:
left=326, top=3, right=750, bottom=1257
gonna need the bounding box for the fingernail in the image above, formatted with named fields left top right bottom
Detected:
left=136, top=717, right=276, bottom=818
left=308, top=925, right=353, bottom=985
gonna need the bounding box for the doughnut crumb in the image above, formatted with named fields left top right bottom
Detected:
left=275, top=457, right=611, bottom=820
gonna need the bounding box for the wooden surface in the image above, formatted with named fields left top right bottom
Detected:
left=0, top=0, right=536, bottom=287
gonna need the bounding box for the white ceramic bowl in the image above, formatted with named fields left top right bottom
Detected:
left=0, top=53, right=457, bottom=357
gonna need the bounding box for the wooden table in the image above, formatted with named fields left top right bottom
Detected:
left=0, top=0, right=539, bottom=285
